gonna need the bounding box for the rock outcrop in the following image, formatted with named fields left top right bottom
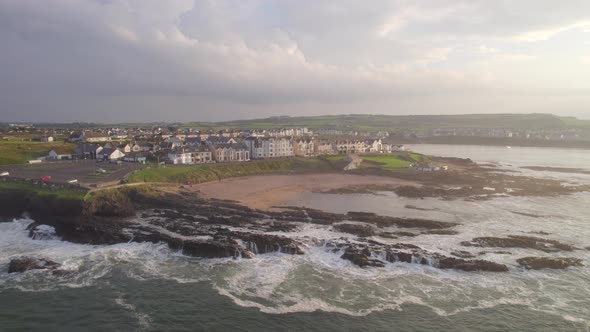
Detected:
left=8, top=257, right=61, bottom=273
left=334, top=241, right=508, bottom=272
left=461, top=235, right=576, bottom=253
left=333, top=223, right=377, bottom=237
left=517, top=257, right=583, bottom=270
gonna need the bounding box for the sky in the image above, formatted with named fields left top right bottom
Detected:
left=1, top=0, right=590, bottom=123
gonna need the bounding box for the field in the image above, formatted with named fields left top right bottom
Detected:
left=0, top=140, right=76, bottom=165
left=183, top=114, right=590, bottom=132
left=0, top=181, right=87, bottom=201
left=359, top=153, right=428, bottom=171
left=127, top=156, right=347, bottom=184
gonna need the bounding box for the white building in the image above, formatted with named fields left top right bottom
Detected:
left=167, top=146, right=213, bottom=165
left=210, top=143, right=250, bottom=162
left=98, top=148, right=125, bottom=161
left=244, top=137, right=294, bottom=159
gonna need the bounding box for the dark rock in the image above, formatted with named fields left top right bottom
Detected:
left=230, top=231, right=305, bottom=255
left=452, top=250, right=475, bottom=258
left=28, top=224, right=58, bottom=240
left=404, top=205, right=438, bottom=211
left=517, top=257, right=583, bottom=270
left=390, top=231, right=418, bottom=237
left=527, top=230, right=551, bottom=235
left=437, top=257, right=509, bottom=272
left=181, top=240, right=249, bottom=259
left=330, top=241, right=508, bottom=272
left=333, top=223, right=376, bottom=237
left=461, top=235, right=576, bottom=252
left=8, top=257, right=61, bottom=273
left=384, top=248, right=508, bottom=272
left=379, top=232, right=398, bottom=239
left=478, top=251, right=512, bottom=255
left=51, top=217, right=132, bottom=245
left=422, top=230, right=460, bottom=235
left=346, top=211, right=458, bottom=229
left=267, top=222, right=300, bottom=232
left=341, top=247, right=385, bottom=268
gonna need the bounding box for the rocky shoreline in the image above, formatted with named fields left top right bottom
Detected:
left=2, top=181, right=587, bottom=275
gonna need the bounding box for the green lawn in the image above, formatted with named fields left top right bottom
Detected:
left=359, top=153, right=428, bottom=171
left=0, top=140, right=76, bottom=165
left=127, top=156, right=347, bottom=184
left=0, top=181, right=87, bottom=200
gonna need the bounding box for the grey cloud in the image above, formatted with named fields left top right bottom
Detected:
left=0, top=0, right=589, bottom=122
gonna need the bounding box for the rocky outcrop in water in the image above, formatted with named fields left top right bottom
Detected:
left=333, top=223, right=377, bottom=237
left=335, top=241, right=508, bottom=272
left=345, top=211, right=458, bottom=229
left=8, top=185, right=581, bottom=274
left=340, top=247, right=386, bottom=268
left=8, top=257, right=61, bottom=273
left=517, top=257, right=583, bottom=270
left=461, top=235, right=576, bottom=253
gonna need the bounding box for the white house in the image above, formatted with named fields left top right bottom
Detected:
left=315, top=141, right=336, bottom=155
left=166, top=146, right=213, bottom=165
left=210, top=143, right=250, bottom=162
left=293, top=138, right=315, bottom=156
left=366, top=139, right=383, bottom=153
left=47, top=150, right=71, bottom=160
left=244, top=137, right=294, bottom=159
left=98, top=148, right=125, bottom=161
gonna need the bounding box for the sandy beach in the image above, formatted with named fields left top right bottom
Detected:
left=193, top=174, right=415, bottom=210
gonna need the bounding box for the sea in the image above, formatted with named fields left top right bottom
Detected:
left=1, top=144, right=589, bottom=331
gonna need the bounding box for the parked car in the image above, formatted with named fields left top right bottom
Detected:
left=0, top=171, right=9, bottom=177
left=96, top=168, right=107, bottom=173
left=67, top=179, right=78, bottom=184
left=41, top=175, right=51, bottom=181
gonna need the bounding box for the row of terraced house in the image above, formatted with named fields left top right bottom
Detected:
left=58, top=134, right=403, bottom=166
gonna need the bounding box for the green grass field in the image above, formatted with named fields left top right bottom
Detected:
left=0, top=140, right=76, bottom=165
left=0, top=181, right=87, bottom=200
left=127, top=156, right=347, bottom=184
left=183, top=114, right=590, bottom=132
left=359, top=153, right=429, bottom=171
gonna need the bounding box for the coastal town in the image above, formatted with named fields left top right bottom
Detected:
left=5, top=126, right=408, bottom=165
left=3, top=117, right=589, bottom=188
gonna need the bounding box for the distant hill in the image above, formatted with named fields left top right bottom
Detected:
left=6, top=113, right=590, bottom=131
left=188, top=113, right=590, bottom=131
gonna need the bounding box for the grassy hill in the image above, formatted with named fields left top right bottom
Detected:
left=182, top=113, right=590, bottom=132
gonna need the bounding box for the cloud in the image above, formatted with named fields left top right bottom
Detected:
left=512, top=21, right=590, bottom=42
left=0, top=0, right=589, bottom=122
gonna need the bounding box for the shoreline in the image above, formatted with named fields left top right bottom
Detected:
left=191, top=173, right=417, bottom=210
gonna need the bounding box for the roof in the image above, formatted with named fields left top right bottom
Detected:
left=184, top=137, right=202, bottom=144
left=213, top=143, right=248, bottom=150
left=83, top=132, right=110, bottom=138
left=99, top=148, right=120, bottom=155
left=206, top=136, right=234, bottom=144
left=165, top=137, right=183, bottom=144
left=169, top=146, right=211, bottom=154
left=75, top=144, right=101, bottom=154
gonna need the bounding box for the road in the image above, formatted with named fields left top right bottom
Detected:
left=0, top=160, right=142, bottom=186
